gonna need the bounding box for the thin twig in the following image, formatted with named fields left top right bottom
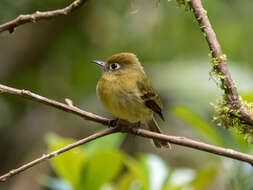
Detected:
left=0, top=0, right=89, bottom=33
left=189, top=0, right=253, bottom=125
left=1, top=126, right=253, bottom=182
left=0, top=0, right=252, bottom=184
left=0, top=84, right=109, bottom=126
left=129, top=128, right=253, bottom=166
left=0, top=83, right=253, bottom=167
left=0, top=128, right=119, bottom=182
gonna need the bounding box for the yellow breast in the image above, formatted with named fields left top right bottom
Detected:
left=96, top=72, right=152, bottom=123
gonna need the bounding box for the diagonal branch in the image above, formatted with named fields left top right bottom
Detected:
left=1, top=83, right=253, bottom=182
left=132, top=128, right=253, bottom=165
left=1, top=0, right=252, bottom=184
left=1, top=125, right=253, bottom=182
left=0, top=84, right=109, bottom=125
left=0, top=0, right=89, bottom=33
left=189, top=0, right=253, bottom=125
left=0, top=128, right=119, bottom=182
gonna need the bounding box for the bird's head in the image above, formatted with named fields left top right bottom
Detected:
left=92, top=52, right=144, bottom=75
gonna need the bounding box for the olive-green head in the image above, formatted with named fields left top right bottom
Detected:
left=92, top=52, right=143, bottom=75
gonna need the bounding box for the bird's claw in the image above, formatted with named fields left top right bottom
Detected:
left=133, top=121, right=141, bottom=128
left=108, top=118, right=119, bottom=128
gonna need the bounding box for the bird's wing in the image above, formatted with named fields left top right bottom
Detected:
left=136, top=79, right=164, bottom=121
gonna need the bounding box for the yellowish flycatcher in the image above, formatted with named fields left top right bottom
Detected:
left=93, top=53, right=168, bottom=148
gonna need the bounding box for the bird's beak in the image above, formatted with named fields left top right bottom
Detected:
left=92, top=60, right=105, bottom=69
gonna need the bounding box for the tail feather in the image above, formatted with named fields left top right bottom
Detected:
left=147, top=118, right=170, bottom=148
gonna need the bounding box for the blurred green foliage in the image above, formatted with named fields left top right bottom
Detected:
left=172, top=106, right=223, bottom=146
left=43, top=131, right=220, bottom=190
left=1, top=0, right=253, bottom=189
left=43, top=121, right=253, bottom=190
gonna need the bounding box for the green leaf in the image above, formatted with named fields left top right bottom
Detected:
left=116, top=155, right=156, bottom=190
left=123, top=155, right=150, bottom=190
left=81, top=150, right=124, bottom=190
left=172, top=106, right=224, bottom=146
left=241, top=92, right=253, bottom=102
left=85, top=131, right=125, bottom=155
left=116, top=173, right=137, bottom=190
left=45, top=133, right=86, bottom=189
left=190, top=166, right=218, bottom=190
left=230, top=128, right=250, bottom=152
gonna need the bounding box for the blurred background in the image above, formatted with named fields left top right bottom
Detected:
left=0, top=0, right=253, bottom=189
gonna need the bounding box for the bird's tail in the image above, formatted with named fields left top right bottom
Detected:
left=147, top=117, right=170, bottom=148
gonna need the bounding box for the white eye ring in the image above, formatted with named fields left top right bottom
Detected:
left=110, top=63, right=120, bottom=70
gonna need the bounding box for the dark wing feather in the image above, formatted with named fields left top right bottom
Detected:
left=144, top=99, right=164, bottom=121
left=137, top=80, right=164, bottom=121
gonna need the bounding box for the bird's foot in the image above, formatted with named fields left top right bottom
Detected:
left=108, top=119, right=142, bottom=131
left=108, top=118, right=119, bottom=128
left=133, top=121, right=141, bottom=128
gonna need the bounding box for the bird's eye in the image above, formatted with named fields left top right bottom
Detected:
left=110, top=63, right=120, bottom=70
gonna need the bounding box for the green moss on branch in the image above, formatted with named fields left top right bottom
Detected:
left=212, top=95, right=253, bottom=142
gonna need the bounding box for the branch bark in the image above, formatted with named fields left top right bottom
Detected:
left=0, top=128, right=119, bottom=182
left=1, top=125, right=253, bottom=182
left=1, top=83, right=253, bottom=182
left=0, top=0, right=89, bottom=33
left=189, top=0, right=253, bottom=125
left=0, top=84, right=109, bottom=126
left=1, top=0, right=253, bottom=183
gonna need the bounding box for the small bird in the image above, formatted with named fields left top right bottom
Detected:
left=93, top=53, right=168, bottom=148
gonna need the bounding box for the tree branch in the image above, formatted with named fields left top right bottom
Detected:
left=0, top=0, right=89, bottom=33
left=1, top=0, right=253, bottom=182
left=1, top=83, right=253, bottom=182
left=0, top=128, right=119, bottom=182
left=189, top=0, right=253, bottom=125
left=1, top=125, right=253, bottom=182
left=132, top=128, right=253, bottom=165
left=0, top=84, right=109, bottom=126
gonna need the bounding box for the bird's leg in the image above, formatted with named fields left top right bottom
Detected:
left=108, top=119, right=141, bottom=131
left=108, top=118, right=130, bottom=128
left=133, top=121, right=141, bottom=128
left=108, top=118, right=119, bottom=128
